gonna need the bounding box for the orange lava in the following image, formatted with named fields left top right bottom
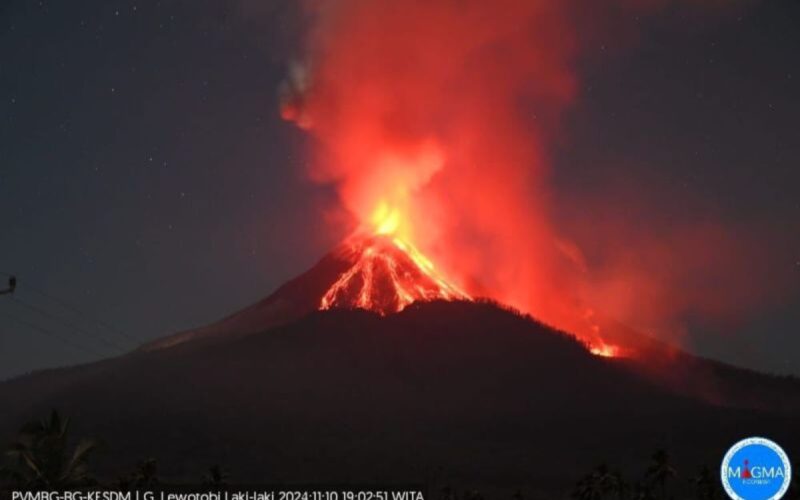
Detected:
left=320, top=233, right=471, bottom=315
left=287, top=0, right=734, bottom=360
left=320, top=206, right=623, bottom=360
left=589, top=342, right=620, bottom=358
left=320, top=203, right=469, bottom=315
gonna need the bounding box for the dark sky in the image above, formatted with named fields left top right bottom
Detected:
left=1, top=0, right=798, bottom=380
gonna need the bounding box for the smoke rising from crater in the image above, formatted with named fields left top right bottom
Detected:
left=280, top=0, right=791, bottom=348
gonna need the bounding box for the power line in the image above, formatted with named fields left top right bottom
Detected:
left=22, top=285, right=141, bottom=344
left=9, top=297, right=130, bottom=354
left=0, top=310, right=109, bottom=358
left=0, top=271, right=139, bottom=364
left=0, top=271, right=141, bottom=345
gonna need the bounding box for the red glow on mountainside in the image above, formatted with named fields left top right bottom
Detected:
left=282, top=0, right=786, bottom=360
left=319, top=234, right=471, bottom=316
left=589, top=342, right=621, bottom=358
left=290, top=0, right=623, bottom=357
left=320, top=206, right=470, bottom=316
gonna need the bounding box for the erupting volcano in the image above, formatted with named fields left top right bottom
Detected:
left=166, top=0, right=787, bottom=365
left=276, top=0, right=635, bottom=359
left=319, top=234, right=471, bottom=316
left=319, top=202, right=471, bottom=315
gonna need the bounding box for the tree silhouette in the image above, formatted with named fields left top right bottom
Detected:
left=609, top=469, right=629, bottom=500
left=691, top=466, right=718, bottom=500
left=630, top=482, right=656, bottom=500
left=131, top=458, right=159, bottom=488
left=202, top=464, right=229, bottom=488
left=461, top=489, right=484, bottom=500
left=572, top=464, right=617, bottom=500
left=645, top=450, right=677, bottom=500
left=0, top=410, right=98, bottom=489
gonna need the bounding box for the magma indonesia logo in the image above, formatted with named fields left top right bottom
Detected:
left=721, top=437, right=792, bottom=500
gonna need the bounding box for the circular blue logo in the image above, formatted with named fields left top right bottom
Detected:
left=721, top=437, right=792, bottom=500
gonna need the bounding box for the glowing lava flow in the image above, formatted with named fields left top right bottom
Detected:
left=319, top=229, right=625, bottom=358
left=320, top=234, right=471, bottom=316
left=583, top=309, right=622, bottom=358
left=589, top=341, right=620, bottom=358
left=320, top=206, right=620, bottom=359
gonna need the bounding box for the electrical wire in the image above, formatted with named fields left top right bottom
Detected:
left=0, top=310, right=110, bottom=358
left=0, top=271, right=140, bottom=347
left=9, top=297, right=130, bottom=354
left=22, top=285, right=140, bottom=344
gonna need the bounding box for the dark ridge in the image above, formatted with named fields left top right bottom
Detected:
left=0, top=301, right=797, bottom=497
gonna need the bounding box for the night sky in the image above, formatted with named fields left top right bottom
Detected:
left=1, top=0, right=798, bottom=380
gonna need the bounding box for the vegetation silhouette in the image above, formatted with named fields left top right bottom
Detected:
left=690, top=466, right=718, bottom=500
left=0, top=410, right=98, bottom=489
left=645, top=450, right=677, bottom=500
left=2, top=410, right=800, bottom=500
left=570, top=451, right=730, bottom=500
left=572, top=464, right=621, bottom=500
left=202, top=464, right=229, bottom=488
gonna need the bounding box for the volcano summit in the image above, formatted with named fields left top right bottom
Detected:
left=1, top=237, right=799, bottom=497
left=319, top=234, right=471, bottom=316
left=142, top=232, right=473, bottom=350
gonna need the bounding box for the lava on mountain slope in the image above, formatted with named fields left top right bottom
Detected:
left=316, top=217, right=623, bottom=358
left=319, top=234, right=471, bottom=316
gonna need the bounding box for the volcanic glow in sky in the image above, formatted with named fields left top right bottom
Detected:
left=280, top=0, right=796, bottom=357
left=278, top=0, right=622, bottom=353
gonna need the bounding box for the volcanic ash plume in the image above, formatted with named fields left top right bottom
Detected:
left=279, top=0, right=781, bottom=356
left=281, top=0, right=577, bottom=315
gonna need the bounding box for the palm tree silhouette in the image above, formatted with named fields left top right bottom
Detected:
left=645, top=450, right=677, bottom=500
left=0, top=410, right=98, bottom=489
left=609, top=469, right=629, bottom=500
left=130, top=458, right=159, bottom=488
left=572, top=464, right=617, bottom=500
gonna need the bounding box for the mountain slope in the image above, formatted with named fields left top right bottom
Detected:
left=143, top=234, right=471, bottom=350
left=0, top=301, right=798, bottom=497
left=141, top=244, right=354, bottom=350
